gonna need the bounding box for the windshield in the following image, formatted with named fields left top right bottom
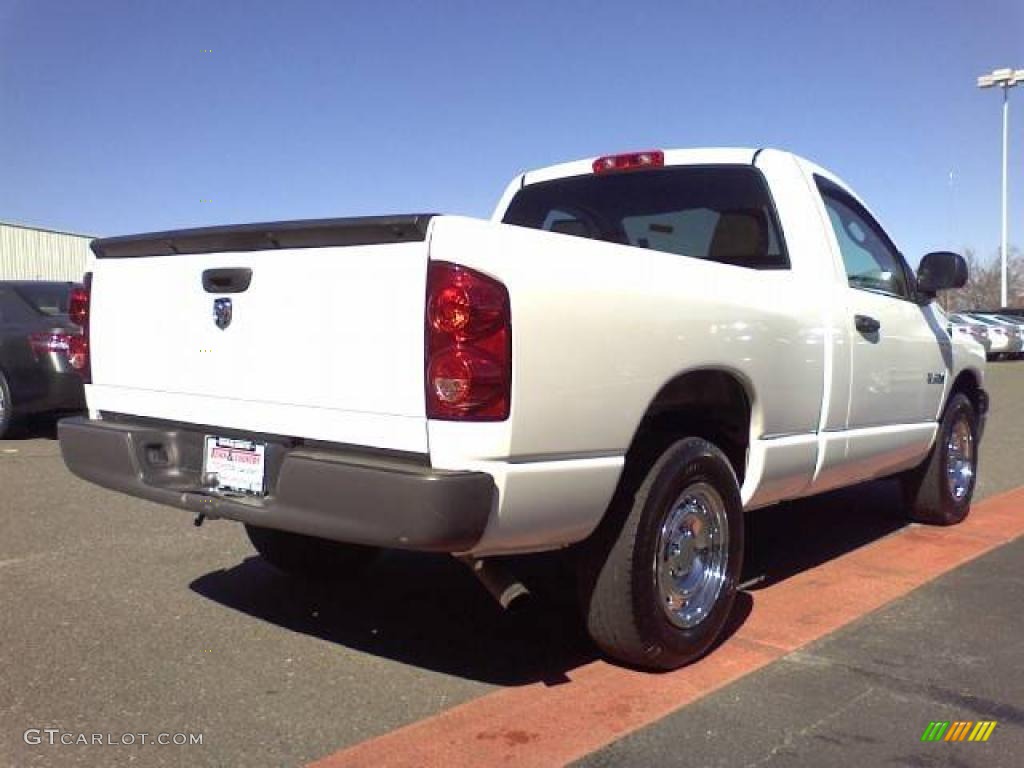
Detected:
left=15, top=283, right=74, bottom=316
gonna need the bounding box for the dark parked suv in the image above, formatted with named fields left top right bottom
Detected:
left=0, top=281, right=88, bottom=437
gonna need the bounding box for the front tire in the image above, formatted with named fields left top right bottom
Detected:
left=578, top=437, right=744, bottom=670
left=901, top=392, right=978, bottom=525
left=245, top=524, right=380, bottom=581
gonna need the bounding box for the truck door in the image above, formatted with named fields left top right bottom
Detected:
left=814, top=176, right=948, bottom=479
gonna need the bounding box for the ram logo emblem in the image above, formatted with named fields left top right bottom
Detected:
left=213, top=298, right=233, bottom=330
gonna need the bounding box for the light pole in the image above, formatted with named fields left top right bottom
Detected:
left=978, top=67, right=1024, bottom=308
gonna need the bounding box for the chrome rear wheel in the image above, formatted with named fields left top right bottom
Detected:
left=579, top=437, right=743, bottom=670
left=655, top=482, right=729, bottom=629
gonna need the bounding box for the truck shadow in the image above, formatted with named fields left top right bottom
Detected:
left=190, top=549, right=602, bottom=687
left=189, top=477, right=907, bottom=686
left=3, top=413, right=67, bottom=440
left=742, top=477, right=908, bottom=589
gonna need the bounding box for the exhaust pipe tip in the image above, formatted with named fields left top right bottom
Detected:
left=459, top=556, right=532, bottom=611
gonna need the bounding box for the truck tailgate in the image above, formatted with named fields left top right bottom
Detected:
left=87, top=215, right=434, bottom=452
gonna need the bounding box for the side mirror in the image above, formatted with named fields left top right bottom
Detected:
left=916, top=251, right=968, bottom=299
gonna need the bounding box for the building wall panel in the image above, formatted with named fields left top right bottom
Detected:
left=0, top=223, right=94, bottom=281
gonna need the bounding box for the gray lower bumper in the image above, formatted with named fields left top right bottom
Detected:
left=58, top=416, right=495, bottom=552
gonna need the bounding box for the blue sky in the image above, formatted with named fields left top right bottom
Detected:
left=1, top=0, right=1021, bottom=265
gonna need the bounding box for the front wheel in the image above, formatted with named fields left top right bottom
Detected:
left=578, top=437, right=744, bottom=670
left=245, top=524, right=380, bottom=581
left=901, top=392, right=979, bottom=525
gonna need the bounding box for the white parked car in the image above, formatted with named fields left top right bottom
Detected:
left=945, top=315, right=991, bottom=356
left=966, top=313, right=1022, bottom=359
left=993, top=314, right=1024, bottom=348
left=949, top=313, right=1005, bottom=359
left=59, top=148, right=986, bottom=670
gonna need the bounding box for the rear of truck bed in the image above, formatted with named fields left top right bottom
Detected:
left=61, top=213, right=505, bottom=552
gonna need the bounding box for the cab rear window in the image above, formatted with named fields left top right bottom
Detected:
left=502, top=166, right=789, bottom=270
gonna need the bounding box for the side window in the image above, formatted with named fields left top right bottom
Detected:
left=541, top=209, right=599, bottom=239
left=815, top=177, right=910, bottom=298
left=621, top=209, right=719, bottom=255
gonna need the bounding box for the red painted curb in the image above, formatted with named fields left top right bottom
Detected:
left=309, top=487, right=1024, bottom=768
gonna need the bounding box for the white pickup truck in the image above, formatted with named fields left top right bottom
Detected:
left=60, top=148, right=986, bottom=670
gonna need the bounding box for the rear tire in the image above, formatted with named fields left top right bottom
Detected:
left=0, top=370, right=13, bottom=439
left=900, top=393, right=978, bottom=525
left=577, top=437, right=744, bottom=670
left=244, top=524, right=380, bottom=581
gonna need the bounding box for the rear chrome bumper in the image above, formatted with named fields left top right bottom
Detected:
left=58, top=416, right=494, bottom=552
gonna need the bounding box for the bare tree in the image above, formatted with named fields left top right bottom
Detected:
left=942, top=246, right=1022, bottom=311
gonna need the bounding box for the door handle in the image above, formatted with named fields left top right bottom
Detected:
left=202, top=268, right=252, bottom=294
left=855, top=314, right=880, bottom=334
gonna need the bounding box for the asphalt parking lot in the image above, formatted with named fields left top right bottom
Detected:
left=2, top=363, right=1022, bottom=767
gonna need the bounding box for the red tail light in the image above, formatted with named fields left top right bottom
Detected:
left=68, top=273, right=91, bottom=381
left=426, top=262, right=510, bottom=420
left=592, top=150, right=664, bottom=175
left=69, top=283, right=89, bottom=327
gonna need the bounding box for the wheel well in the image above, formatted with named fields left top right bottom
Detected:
left=627, top=370, right=752, bottom=484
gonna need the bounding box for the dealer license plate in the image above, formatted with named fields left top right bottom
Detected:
left=203, top=436, right=266, bottom=496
